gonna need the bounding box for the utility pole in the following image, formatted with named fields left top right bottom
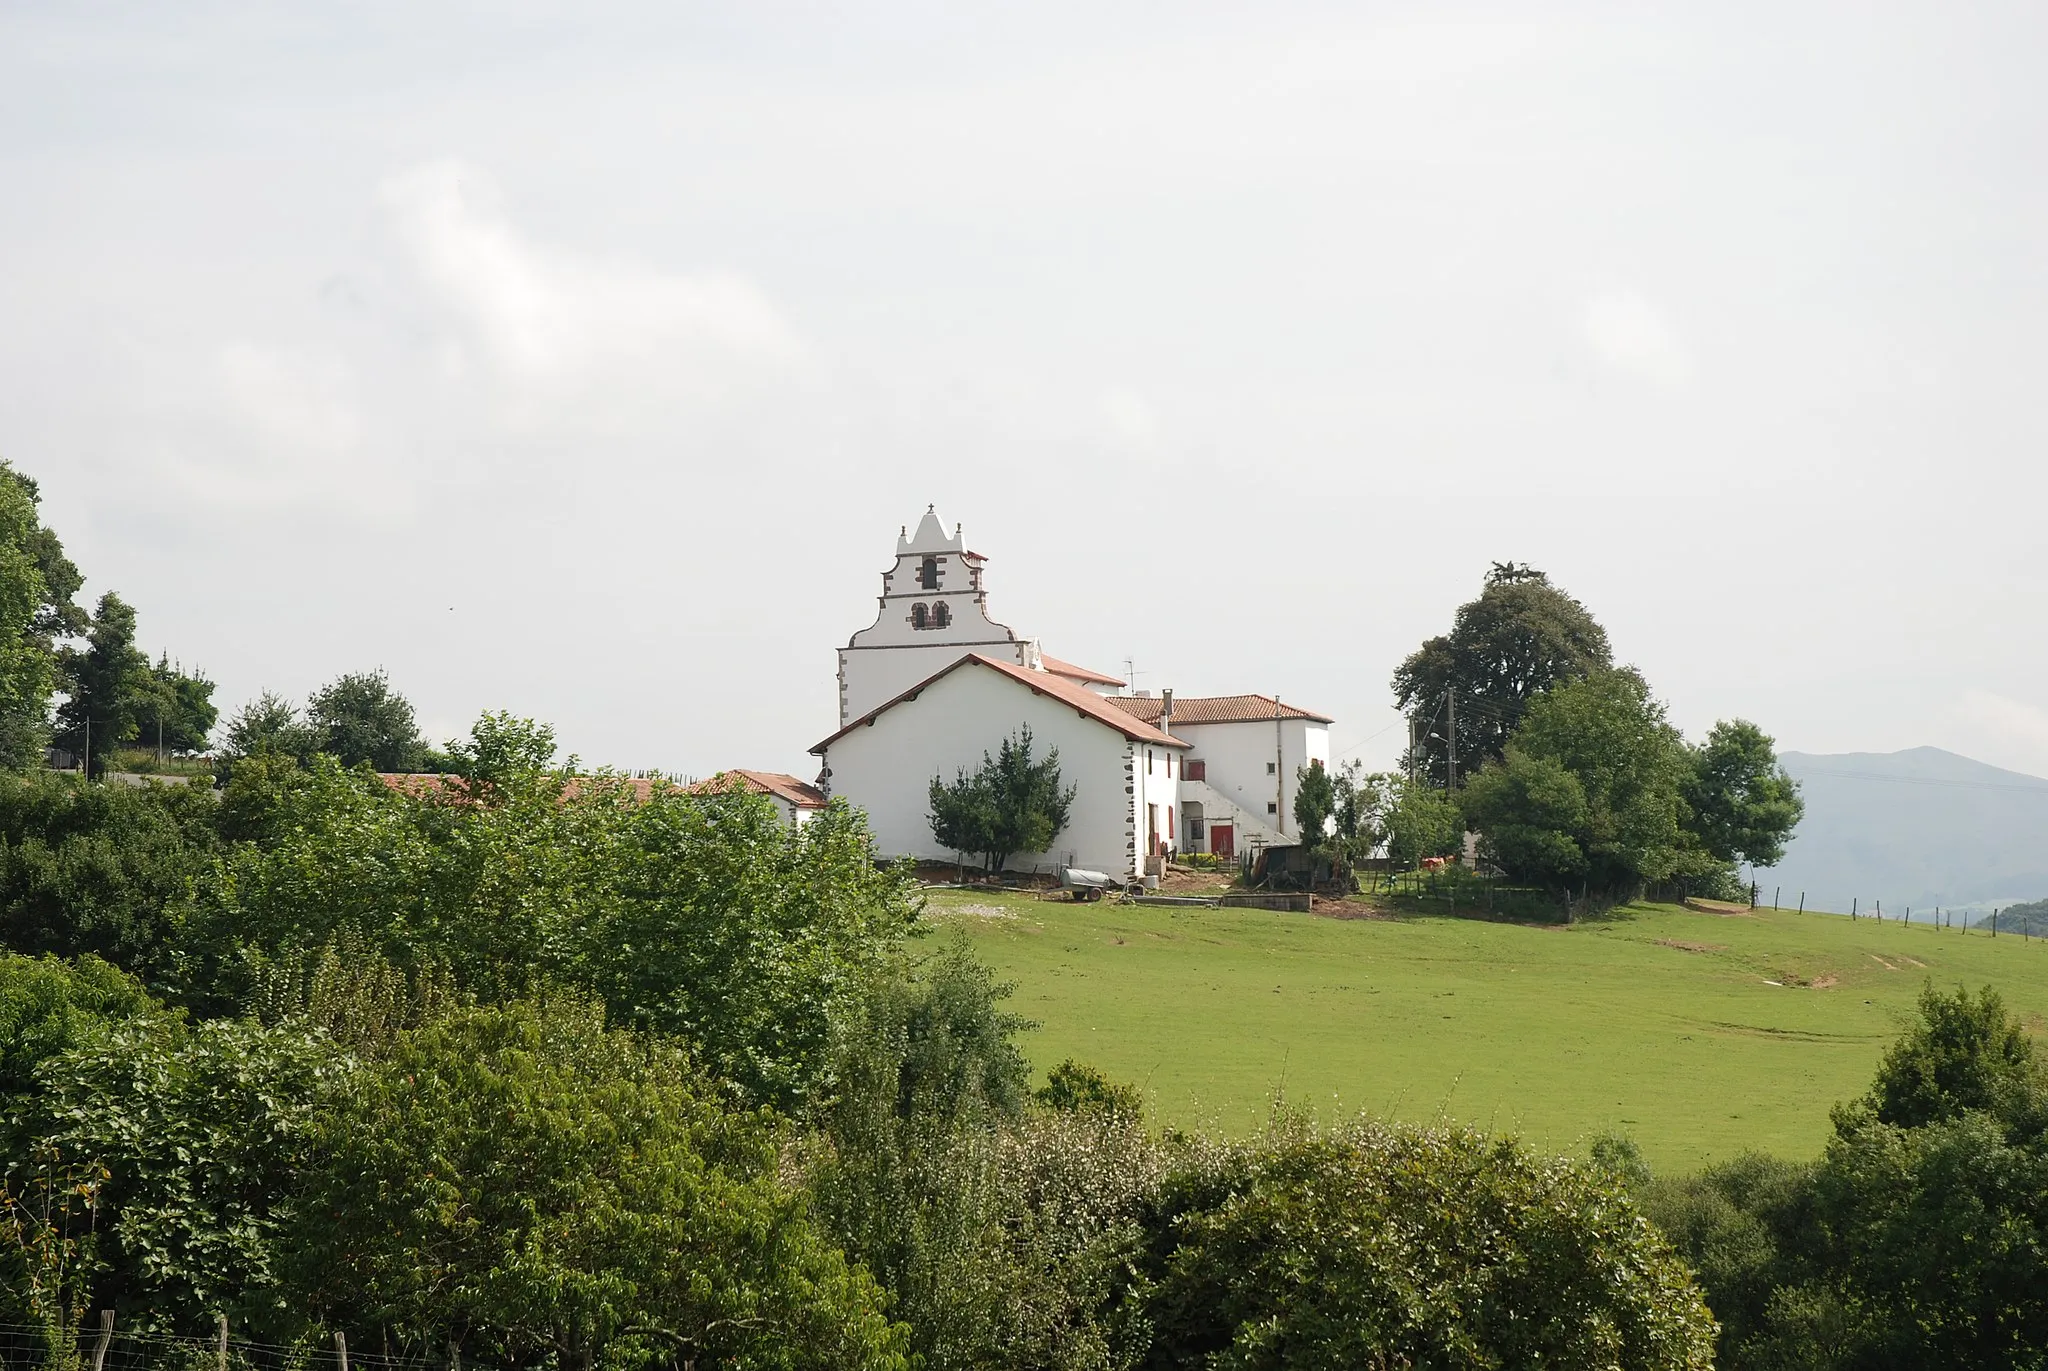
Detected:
left=1446, top=688, right=1457, bottom=794
left=1273, top=695, right=1286, bottom=833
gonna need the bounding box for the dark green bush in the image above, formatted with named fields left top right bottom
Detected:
left=1133, top=1118, right=1717, bottom=1370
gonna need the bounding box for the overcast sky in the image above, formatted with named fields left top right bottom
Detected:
left=6, top=2, right=2048, bottom=779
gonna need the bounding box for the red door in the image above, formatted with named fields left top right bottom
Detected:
left=1210, top=824, right=1235, bottom=860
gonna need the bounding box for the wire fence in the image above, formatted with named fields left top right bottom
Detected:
left=0, top=1322, right=467, bottom=1371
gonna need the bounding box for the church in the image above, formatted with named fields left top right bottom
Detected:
left=808, top=509, right=1334, bottom=881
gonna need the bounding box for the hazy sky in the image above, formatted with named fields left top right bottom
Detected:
left=7, top=2, right=2048, bottom=779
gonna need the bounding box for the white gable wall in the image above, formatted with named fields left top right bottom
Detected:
left=819, top=662, right=1158, bottom=879
left=1171, top=717, right=1331, bottom=845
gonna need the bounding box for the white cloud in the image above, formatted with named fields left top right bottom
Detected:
left=375, top=161, right=798, bottom=408
left=1580, top=289, right=1692, bottom=385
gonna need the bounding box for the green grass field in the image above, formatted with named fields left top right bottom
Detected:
left=926, top=890, right=2048, bottom=1173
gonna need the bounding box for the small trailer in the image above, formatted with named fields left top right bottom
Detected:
left=1058, top=865, right=1119, bottom=902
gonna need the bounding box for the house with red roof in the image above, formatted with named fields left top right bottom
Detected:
left=686, top=769, right=830, bottom=827
left=810, top=510, right=1333, bottom=880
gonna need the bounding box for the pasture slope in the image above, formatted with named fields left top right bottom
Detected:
left=927, top=889, right=2048, bottom=1173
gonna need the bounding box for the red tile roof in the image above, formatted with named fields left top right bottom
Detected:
left=1105, top=694, right=1334, bottom=726
left=377, top=773, right=667, bottom=804
left=812, top=652, right=1190, bottom=752
left=1039, top=654, right=1127, bottom=687
left=688, top=769, right=828, bottom=808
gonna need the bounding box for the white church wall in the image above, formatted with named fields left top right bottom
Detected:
left=839, top=639, right=1023, bottom=730
left=819, top=662, right=1146, bottom=878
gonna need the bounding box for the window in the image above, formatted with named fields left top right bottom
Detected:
left=910, top=603, right=929, bottom=629
left=1167, top=753, right=1174, bottom=778
left=932, top=601, right=951, bottom=628
left=1267, top=801, right=1278, bottom=814
left=1187, top=759, right=1206, bottom=782
left=1146, top=748, right=1154, bottom=769
left=1265, top=761, right=1277, bottom=775
left=919, top=555, right=941, bottom=590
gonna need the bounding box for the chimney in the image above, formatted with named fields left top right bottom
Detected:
left=1160, top=689, right=1174, bottom=735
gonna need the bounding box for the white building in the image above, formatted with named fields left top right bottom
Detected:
left=1104, top=694, right=1332, bottom=861
left=837, top=507, right=1127, bottom=726
left=813, top=653, right=1186, bottom=876
left=814, top=511, right=1335, bottom=880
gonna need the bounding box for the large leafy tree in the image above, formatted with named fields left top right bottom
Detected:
left=16, top=1014, right=344, bottom=1335
left=927, top=727, right=1077, bottom=874
left=291, top=998, right=908, bottom=1370
left=305, top=669, right=426, bottom=771
left=54, top=593, right=150, bottom=778
left=0, top=466, right=65, bottom=770
left=1382, top=775, right=1463, bottom=869
left=1461, top=668, right=1692, bottom=895
left=1134, top=1118, right=1716, bottom=1369
left=1648, top=985, right=2048, bottom=1371
left=0, top=466, right=86, bottom=652
left=217, top=690, right=320, bottom=766
left=1684, top=720, right=1804, bottom=869
left=0, top=773, right=220, bottom=978
left=1392, top=563, right=1612, bottom=787
left=130, top=654, right=218, bottom=756
left=182, top=717, right=919, bottom=1111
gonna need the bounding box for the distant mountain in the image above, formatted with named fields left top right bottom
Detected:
left=1764, top=748, right=2048, bottom=917
left=1981, top=899, right=2048, bottom=935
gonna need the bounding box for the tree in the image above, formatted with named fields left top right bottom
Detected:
left=1643, top=985, right=2048, bottom=1371
left=1292, top=758, right=1335, bottom=844
left=1392, top=563, right=1612, bottom=788
left=306, top=669, right=425, bottom=771
left=927, top=728, right=1077, bottom=874
left=218, top=690, right=319, bottom=765
left=1462, top=668, right=1692, bottom=896
left=13, top=1012, right=343, bottom=1336
left=1330, top=764, right=1402, bottom=859
left=0, top=466, right=62, bottom=770
left=1383, top=776, right=1463, bottom=869
left=292, top=997, right=908, bottom=1370
left=182, top=716, right=921, bottom=1111
left=126, top=654, right=218, bottom=756
left=54, top=593, right=150, bottom=778
left=1458, top=750, right=1591, bottom=888
left=0, top=772, right=221, bottom=978
left=1134, top=1117, right=1717, bottom=1369
left=1684, top=720, right=1804, bottom=869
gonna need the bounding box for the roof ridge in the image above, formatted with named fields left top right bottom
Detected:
left=811, top=652, right=1189, bottom=753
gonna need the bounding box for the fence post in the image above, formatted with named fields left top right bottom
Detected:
left=1774, top=886, right=1780, bottom=911
left=1798, top=892, right=1805, bottom=914
left=91, top=1312, right=114, bottom=1371
left=217, top=1316, right=229, bottom=1371
left=336, top=1331, right=350, bottom=1371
